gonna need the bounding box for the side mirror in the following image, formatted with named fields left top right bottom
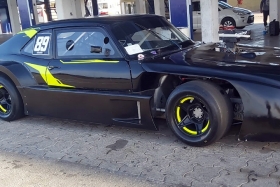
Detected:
left=91, top=46, right=102, bottom=53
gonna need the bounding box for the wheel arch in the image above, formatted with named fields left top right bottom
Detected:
left=0, top=66, right=21, bottom=87
left=220, top=16, right=236, bottom=26
left=0, top=62, right=38, bottom=88
left=151, top=73, right=243, bottom=120
left=0, top=62, right=38, bottom=115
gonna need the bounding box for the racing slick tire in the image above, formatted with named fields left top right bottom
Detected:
left=165, top=80, right=233, bottom=147
left=0, top=76, right=24, bottom=121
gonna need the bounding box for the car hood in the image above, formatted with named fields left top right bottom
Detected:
left=232, top=7, right=252, bottom=14
left=164, top=42, right=280, bottom=77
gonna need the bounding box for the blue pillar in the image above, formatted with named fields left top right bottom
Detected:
left=169, top=0, right=193, bottom=38
left=17, top=0, right=36, bottom=29
left=92, top=0, right=99, bottom=16
left=169, top=0, right=193, bottom=39
left=169, top=0, right=188, bottom=27
left=0, top=1, right=12, bottom=33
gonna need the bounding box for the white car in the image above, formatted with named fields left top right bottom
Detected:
left=192, top=0, right=254, bottom=30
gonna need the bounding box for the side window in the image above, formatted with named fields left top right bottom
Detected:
left=193, top=2, right=200, bottom=11
left=22, top=29, right=52, bottom=58
left=56, top=28, right=121, bottom=59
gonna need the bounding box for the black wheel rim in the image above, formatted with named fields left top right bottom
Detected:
left=0, top=85, right=12, bottom=116
left=174, top=96, right=210, bottom=136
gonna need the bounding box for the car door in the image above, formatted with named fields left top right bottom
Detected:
left=47, top=27, right=132, bottom=91
left=23, top=26, right=133, bottom=122
left=192, top=1, right=201, bottom=29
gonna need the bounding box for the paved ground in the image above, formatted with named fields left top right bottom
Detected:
left=1, top=12, right=280, bottom=187
left=1, top=116, right=280, bottom=187
left=0, top=150, right=159, bottom=187
left=194, top=12, right=280, bottom=47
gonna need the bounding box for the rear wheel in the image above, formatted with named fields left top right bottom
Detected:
left=165, top=80, right=233, bottom=147
left=0, top=76, right=24, bottom=121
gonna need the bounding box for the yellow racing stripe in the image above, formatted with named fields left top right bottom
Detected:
left=25, top=62, right=74, bottom=88
left=17, top=28, right=39, bottom=38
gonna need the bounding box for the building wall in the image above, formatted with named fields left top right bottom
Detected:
left=227, top=0, right=261, bottom=12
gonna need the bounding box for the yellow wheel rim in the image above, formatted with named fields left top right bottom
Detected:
left=0, top=85, right=11, bottom=114
left=176, top=96, right=210, bottom=135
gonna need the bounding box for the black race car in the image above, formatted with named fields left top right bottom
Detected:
left=0, top=14, right=280, bottom=147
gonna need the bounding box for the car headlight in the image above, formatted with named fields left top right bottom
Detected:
left=233, top=10, right=246, bottom=15
left=237, top=12, right=245, bottom=15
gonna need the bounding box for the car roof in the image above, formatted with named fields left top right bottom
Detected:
left=34, top=14, right=165, bottom=30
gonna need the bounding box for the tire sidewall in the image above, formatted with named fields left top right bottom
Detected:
left=166, top=85, right=221, bottom=146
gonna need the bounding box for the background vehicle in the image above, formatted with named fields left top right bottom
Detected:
left=98, top=0, right=121, bottom=15
left=0, top=15, right=278, bottom=147
left=192, top=0, right=254, bottom=29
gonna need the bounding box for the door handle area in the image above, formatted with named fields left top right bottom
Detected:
left=47, top=66, right=60, bottom=70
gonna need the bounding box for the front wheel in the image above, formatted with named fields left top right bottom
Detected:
left=221, top=17, right=236, bottom=28
left=0, top=76, right=24, bottom=121
left=165, top=80, right=233, bottom=147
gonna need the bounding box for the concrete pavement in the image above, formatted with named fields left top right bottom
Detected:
left=194, top=12, right=280, bottom=47
left=0, top=150, right=160, bottom=187
left=0, top=117, right=279, bottom=187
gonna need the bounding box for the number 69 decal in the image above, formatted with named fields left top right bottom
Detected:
left=33, top=33, right=51, bottom=55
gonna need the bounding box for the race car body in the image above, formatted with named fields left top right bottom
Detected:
left=0, top=14, right=279, bottom=146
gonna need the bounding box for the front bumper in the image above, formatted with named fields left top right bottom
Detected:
left=247, top=15, right=254, bottom=24
left=235, top=14, right=254, bottom=27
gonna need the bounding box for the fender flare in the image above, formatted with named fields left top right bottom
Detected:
left=0, top=62, right=37, bottom=88
left=0, top=65, right=21, bottom=87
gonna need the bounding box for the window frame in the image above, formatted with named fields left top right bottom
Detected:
left=20, top=29, right=54, bottom=59
left=192, top=2, right=200, bottom=12
left=53, top=26, right=123, bottom=60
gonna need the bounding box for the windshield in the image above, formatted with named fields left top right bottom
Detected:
left=111, top=16, right=194, bottom=57
left=219, top=1, right=233, bottom=9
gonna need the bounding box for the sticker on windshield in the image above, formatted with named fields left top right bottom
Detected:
left=33, top=33, right=51, bottom=55
left=124, top=44, right=143, bottom=55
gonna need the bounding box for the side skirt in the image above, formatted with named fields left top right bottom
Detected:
left=20, top=87, right=157, bottom=130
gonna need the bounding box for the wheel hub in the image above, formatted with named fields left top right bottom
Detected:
left=193, top=107, right=203, bottom=119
